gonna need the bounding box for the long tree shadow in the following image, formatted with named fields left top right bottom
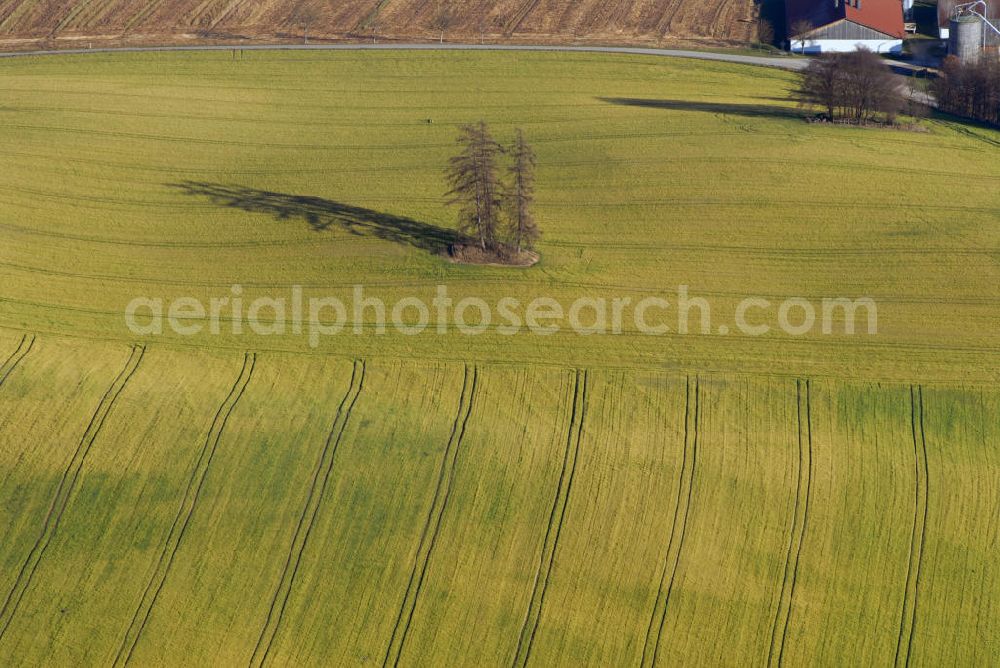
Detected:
left=171, top=181, right=460, bottom=254
left=599, top=97, right=803, bottom=119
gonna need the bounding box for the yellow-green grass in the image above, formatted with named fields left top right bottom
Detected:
left=0, top=342, right=240, bottom=665
left=0, top=346, right=996, bottom=664
left=0, top=50, right=997, bottom=667
left=528, top=370, right=688, bottom=666
left=396, top=366, right=576, bottom=665
left=912, top=387, right=1000, bottom=666
left=0, top=50, right=997, bottom=381
left=654, top=377, right=800, bottom=665
left=125, top=353, right=355, bottom=666
left=263, top=360, right=466, bottom=666
left=0, top=337, right=129, bottom=608
left=781, top=382, right=916, bottom=664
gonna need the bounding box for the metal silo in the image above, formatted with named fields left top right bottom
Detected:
left=950, top=15, right=984, bottom=61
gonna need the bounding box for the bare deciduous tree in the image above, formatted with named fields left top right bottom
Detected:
left=446, top=121, right=505, bottom=251
left=432, top=4, right=453, bottom=43
left=289, top=4, right=319, bottom=44
left=796, top=50, right=905, bottom=124
left=798, top=51, right=840, bottom=119
left=757, top=19, right=775, bottom=46
left=506, top=129, right=539, bottom=253
left=932, top=56, right=1000, bottom=126
left=790, top=19, right=815, bottom=50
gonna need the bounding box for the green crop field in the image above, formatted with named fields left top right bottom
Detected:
left=0, top=50, right=997, bottom=666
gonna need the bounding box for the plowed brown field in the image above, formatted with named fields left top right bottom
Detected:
left=0, top=0, right=760, bottom=50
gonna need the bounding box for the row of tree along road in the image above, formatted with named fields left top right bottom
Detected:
left=932, top=57, right=1000, bottom=127
left=796, top=49, right=1000, bottom=129
left=796, top=50, right=920, bottom=125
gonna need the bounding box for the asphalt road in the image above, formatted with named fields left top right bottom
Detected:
left=0, top=42, right=812, bottom=70
left=0, top=42, right=936, bottom=107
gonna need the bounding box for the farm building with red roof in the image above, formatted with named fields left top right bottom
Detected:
left=786, top=0, right=906, bottom=53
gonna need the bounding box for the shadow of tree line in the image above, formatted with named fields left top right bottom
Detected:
left=599, top=96, right=803, bottom=119
left=171, top=181, right=460, bottom=254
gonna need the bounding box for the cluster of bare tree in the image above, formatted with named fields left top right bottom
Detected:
left=446, top=121, right=540, bottom=257
left=932, top=56, right=1000, bottom=127
left=796, top=50, right=906, bottom=124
